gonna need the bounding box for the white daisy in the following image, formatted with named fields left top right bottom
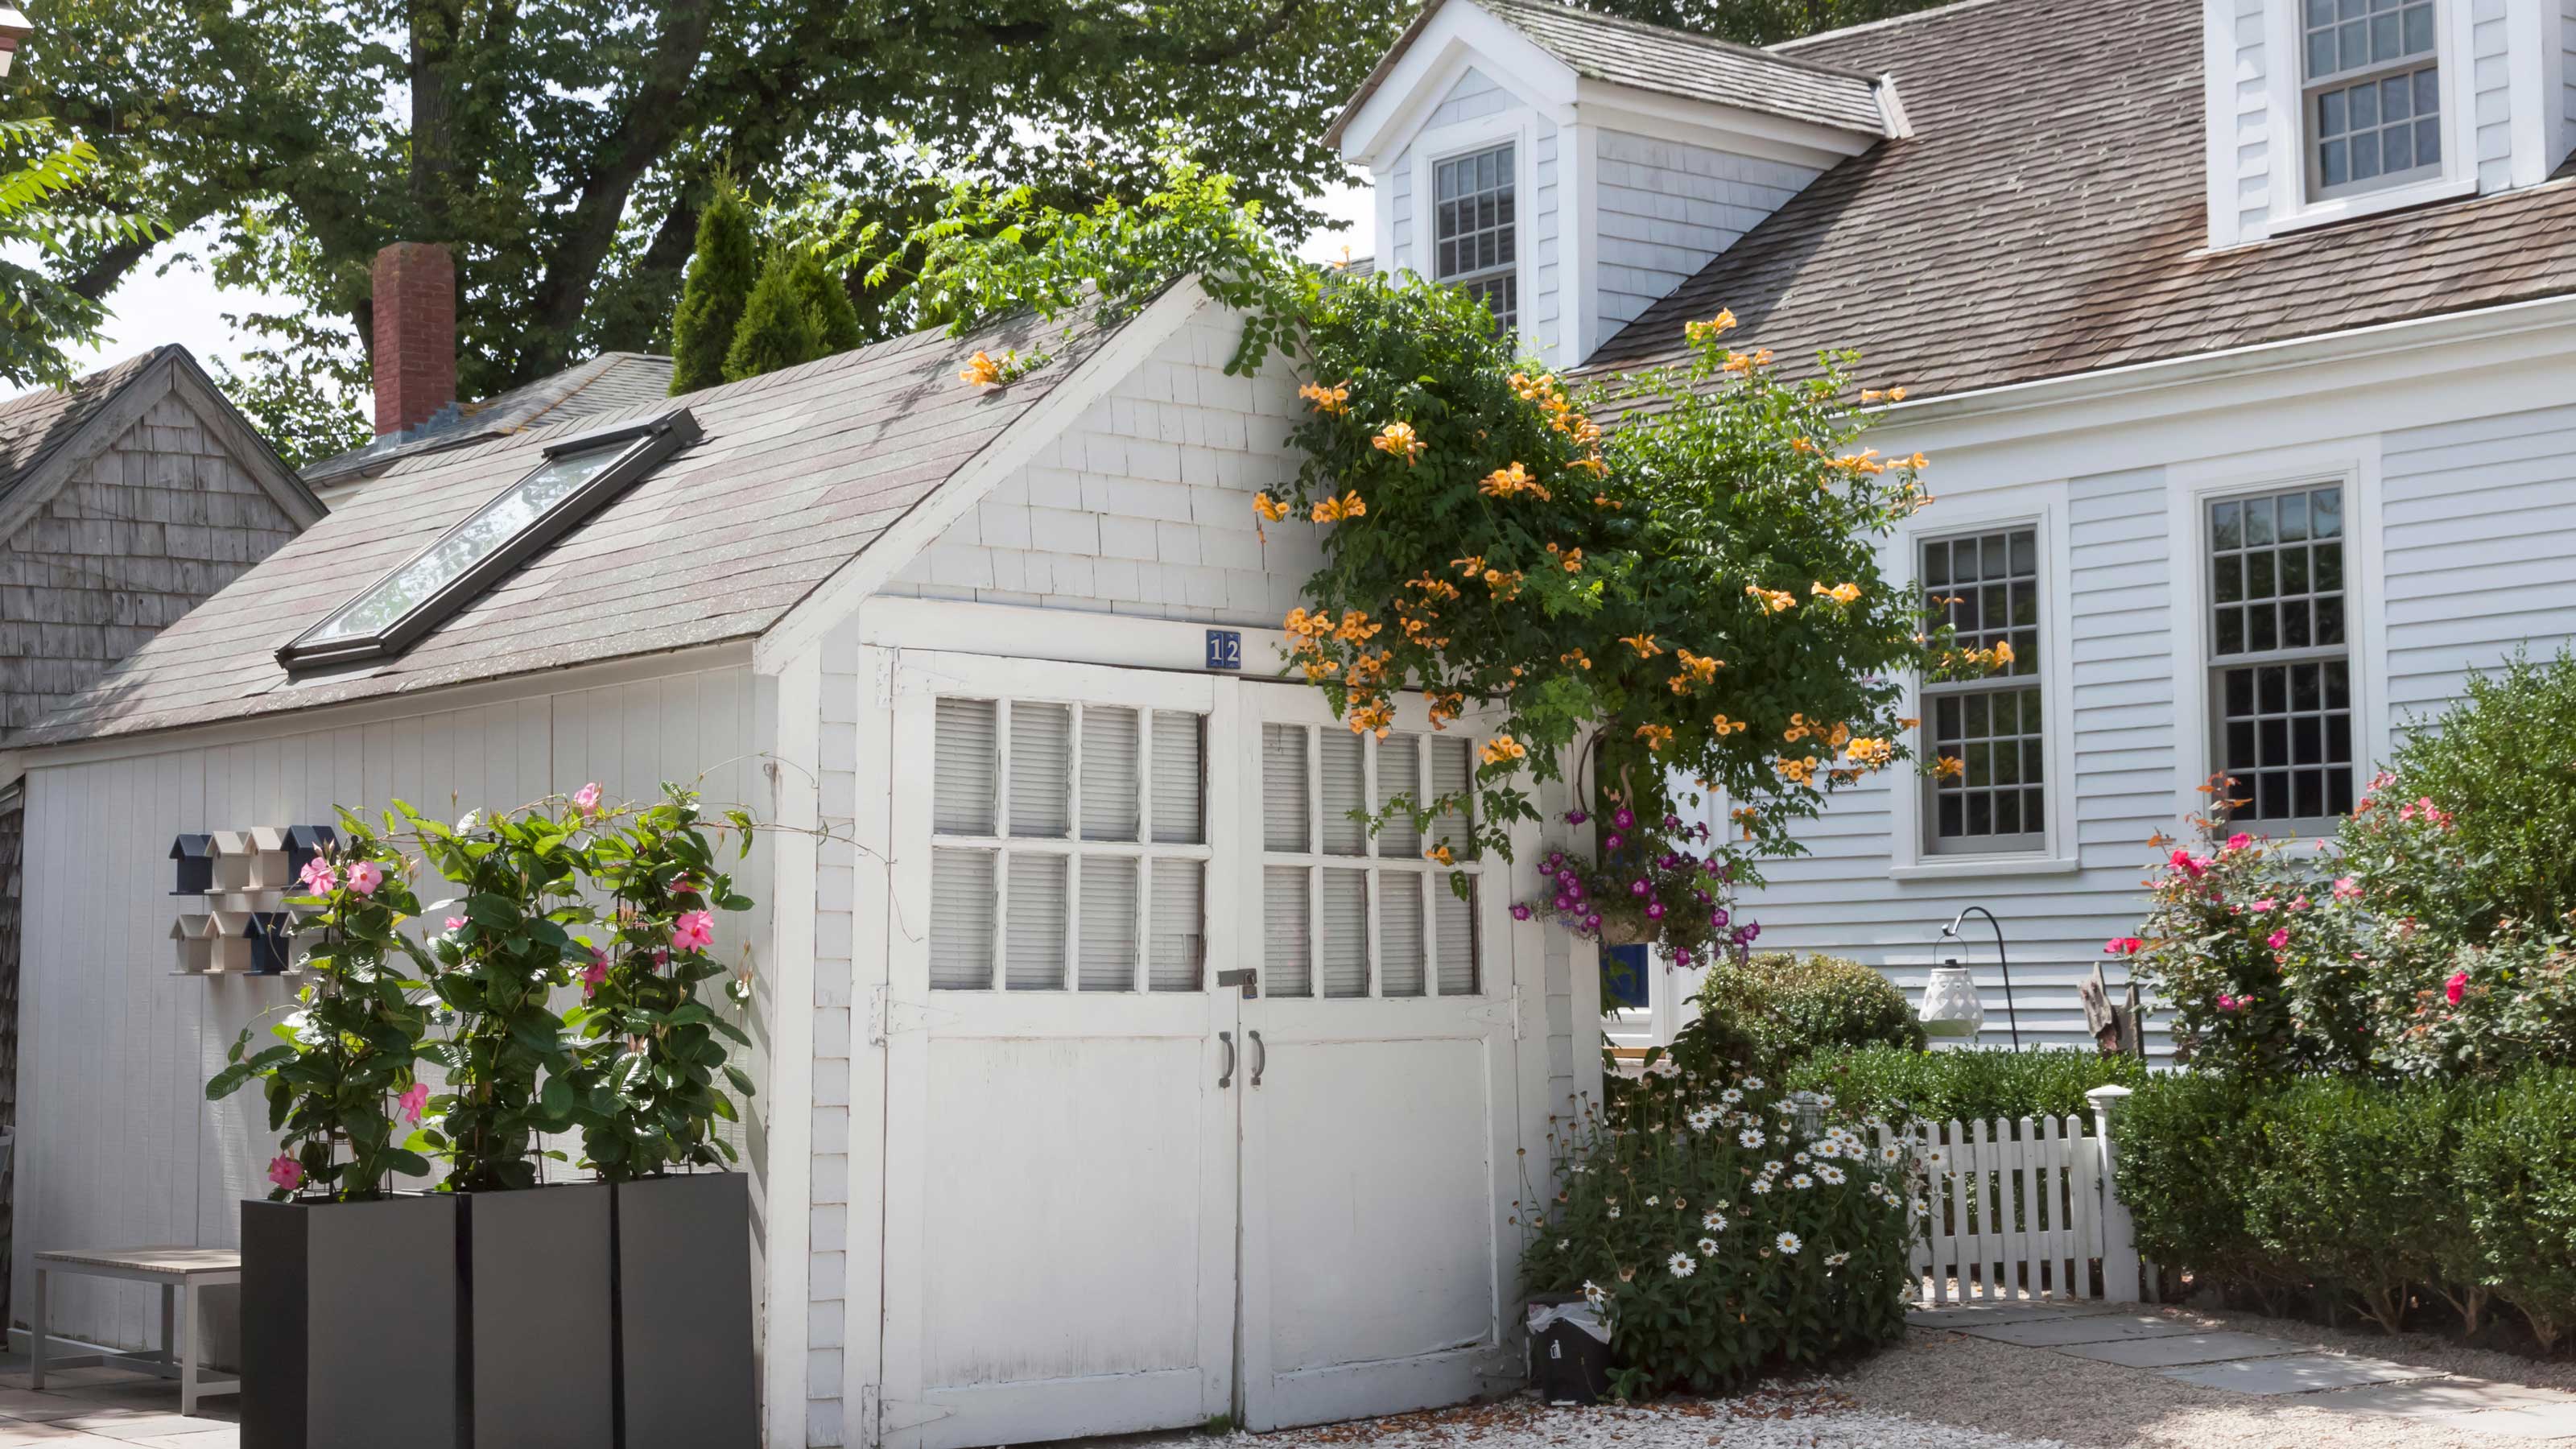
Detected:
left=1751, top=1179, right=1774, bottom=1195
left=1775, top=1231, right=1802, bottom=1255
left=1911, top=1199, right=1931, bottom=1217
left=1818, top=1165, right=1847, bottom=1185
left=1686, top=1106, right=1719, bottom=1132
left=1880, top=1144, right=1905, bottom=1165
left=1825, top=1251, right=1851, bottom=1266
left=1666, top=1252, right=1697, bottom=1278
left=1764, top=1160, right=1785, bottom=1175
left=1743, top=1075, right=1766, bottom=1090
left=1702, top=1210, right=1728, bottom=1232
left=1791, top=1173, right=1814, bottom=1190
left=1814, top=1140, right=1842, bottom=1159
left=1582, top=1279, right=1608, bottom=1308
left=1794, top=1150, right=1811, bottom=1164
left=1607, top=1205, right=1622, bottom=1219
left=1645, top=1195, right=1660, bottom=1207
left=1720, top=1088, right=1744, bottom=1105
left=1738, top=1128, right=1766, bottom=1150
left=1697, top=1236, right=1721, bottom=1257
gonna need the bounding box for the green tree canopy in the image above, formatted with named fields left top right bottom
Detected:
left=667, top=175, right=759, bottom=395
left=721, top=247, right=820, bottom=382
left=787, top=246, right=865, bottom=357
left=1, top=118, right=160, bottom=390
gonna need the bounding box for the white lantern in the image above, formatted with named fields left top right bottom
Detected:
left=0, top=7, right=31, bottom=78
left=1919, top=960, right=1984, bottom=1041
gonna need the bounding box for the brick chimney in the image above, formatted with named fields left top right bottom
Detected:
left=371, top=242, right=456, bottom=437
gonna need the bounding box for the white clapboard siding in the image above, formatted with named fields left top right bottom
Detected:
left=1883, top=1114, right=2107, bottom=1305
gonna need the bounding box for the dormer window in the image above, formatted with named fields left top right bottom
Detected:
left=2304, top=0, right=2440, bottom=197
left=1433, top=143, right=1518, bottom=332
left=278, top=410, right=700, bottom=671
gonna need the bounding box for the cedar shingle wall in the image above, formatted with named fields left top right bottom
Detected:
left=0, top=392, right=300, bottom=732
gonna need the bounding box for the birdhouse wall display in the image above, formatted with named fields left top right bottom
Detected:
left=171, top=917, right=214, bottom=975
left=284, top=824, right=338, bottom=883
left=208, top=832, right=255, bottom=892
left=246, top=827, right=292, bottom=889
left=169, top=835, right=216, bottom=896
left=208, top=913, right=257, bottom=974
left=250, top=913, right=295, bottom=974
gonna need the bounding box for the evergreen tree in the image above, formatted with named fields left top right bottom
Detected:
left=722, top=249, right=821, bottom=383
left=668, top=176, right=759, bottom=395
left=787, top=248, right=865, bottom=357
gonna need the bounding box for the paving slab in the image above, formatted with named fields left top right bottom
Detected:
left=2055, top=1331, right=2312, bottom=1368
left=2298, top=1378, right=2576, bottom=1418
left=2161, top=1352, right=2444, bottom=1395
left=1957, top=1312, right=2203, bottom=1347
left=1907, top=1299, right=2132, bottom=1328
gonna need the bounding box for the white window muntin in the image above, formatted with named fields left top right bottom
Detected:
left=930, top=694, right=1211, bottom=993
left=1918, top=526, right=2048, bottom=856
left=2301, top=0, right=2442, bottom=200
left=1433, top=142, right=1519, bottom=332
left=2204, top=484, right=2357, bottom=828
left=1406, top=112, right=1538, bottom=349
left=1259, top=723, right=1482, bottom=1000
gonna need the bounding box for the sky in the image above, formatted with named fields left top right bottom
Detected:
left=40, top=179, right=1381, bottom=397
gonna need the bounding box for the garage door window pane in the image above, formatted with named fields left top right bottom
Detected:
left=1079, top=857, right=1137, bottom=991
left=1009, top=702, right=1071, bottom=838
left=1265, top=866, right=1313, bottom=997
left=930, top=848, right=995, bottom=990
left=1006, top=854, right=1068, bottom=990
left=1151, top=712, right=1204, bottom=845
left=1080, top=706, right=1139, bottom=842
left=1150, top=860, right=1204, bottom=992
left=933, top=700, right=996, bottom=836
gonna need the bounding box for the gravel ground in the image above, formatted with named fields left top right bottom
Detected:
left=1842, top=1316, right=2576, bottom=1448
left=1186, top=1386, right=2074, bottom=1449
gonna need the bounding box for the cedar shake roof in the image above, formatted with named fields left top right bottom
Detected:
left=0, top=349, right=171, bottom=505
left=13, top=309, right=1100, bottom=747
left=1326, top=0, right=1892, bottom=148
left=304, top=352, right=679, bottom=487
left=1584, top=0, right=2576, bottom=398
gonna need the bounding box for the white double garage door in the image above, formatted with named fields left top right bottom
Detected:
left=877, top=654, right=1529, bottom=1446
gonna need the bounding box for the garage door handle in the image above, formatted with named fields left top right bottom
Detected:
left=1219, top=1030, right=1236, bottom=1088
left=1249, top=1030, right=1265, bottom=1088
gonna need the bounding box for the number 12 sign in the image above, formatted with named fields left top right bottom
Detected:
left=1204, top=629, right=1243, bottom=671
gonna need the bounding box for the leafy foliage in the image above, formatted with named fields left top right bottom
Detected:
left=206, top=813, right=436, bottom=1201
left=669, top=175, right=761, bottom=395
left=1670, top=953, right=1925, bottom=1081
left=0, top=118, right=162, bottom=390
left=788, top=245, right=865, bottom=356
left=2364, top=650, right=2576, bottom=938
left=1521, top=1067, right=1921, bottom=1396
left=2240, top=1076, right=2452, bottom=1333
left=2452, top=1070, right=2576, bottom=1349
left=2113, top=1072, right=2292, bottom=1312
left=722, top=247, right=822, bottom=384
left=1787, top=1045, right=2147, bottom=1127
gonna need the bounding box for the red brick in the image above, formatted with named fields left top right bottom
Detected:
left=371, top=242, right=456, bottom=437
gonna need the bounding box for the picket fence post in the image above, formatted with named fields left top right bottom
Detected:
left=2087, top=1084, right=2144, bottom=1304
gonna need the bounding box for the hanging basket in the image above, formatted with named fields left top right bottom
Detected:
left=1599, top=916, right=1662, bottom=947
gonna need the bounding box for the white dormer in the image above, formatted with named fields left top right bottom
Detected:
left=1327, top=0, right=1900, bottom=369
left=2204, top=0, right=2576, bottom=246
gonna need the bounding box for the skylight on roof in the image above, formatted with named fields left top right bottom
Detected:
left=278, top=409, right=700, bottom=671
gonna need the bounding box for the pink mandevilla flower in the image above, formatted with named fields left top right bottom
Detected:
left=299, top=857, right=337, bottom=894
left=2266, top=928, right=2289, bottom=950
left=2249, top=898, right=2274, bottom=914
left=444, top=915, right=467, bottom=933
left=2446, top=971, right=2468, bottom=1005
left=398, top=1083, right=429, bottom=1125
left=2217, top=993, right=2241, bottom=1013
left=671, top=910, right=716, bottom=953
left=267, top=1154, right=303, bottom=1191
left=347, top=859, right=384, bottom=896
left=574, top=782, right=604, bottom=815
left=2332, top=877, right=2363, bottom=902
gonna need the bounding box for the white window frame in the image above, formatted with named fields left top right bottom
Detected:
left=2253, top=0, right=2475, bottom=237
left=1408, top=110, right=1539, bottom=353
left=1889, top=493, right=2080, bottom=881
left=2168, top=439, right=2389, bottom=841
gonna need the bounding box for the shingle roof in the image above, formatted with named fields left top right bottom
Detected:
left=0, top=349, right=171, bottom=506
left=13, top=309, right=1104, bottom=747
left=1326, top=0, right=1891, bottom=148
left=1583, top=0, right=2576, bottom=397
left=304, top=352, right=677, bottom=487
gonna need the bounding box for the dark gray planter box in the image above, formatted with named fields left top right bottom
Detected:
left=615, top=1174, right=755, bottom=1449
left=464, top=1184, right=614, bottom=1449
left=242, top=1194, right=460, bottom=1449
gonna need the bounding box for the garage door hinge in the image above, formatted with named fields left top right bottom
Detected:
left=871, top=985, right=956, bottom=1043
left=1468, top=997, right=1522, bottom=1037
left=877, top=1395, right=955, bottom=1434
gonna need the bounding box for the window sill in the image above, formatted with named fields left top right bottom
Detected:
left=2254, top=172, right=2475, bottom=242
left=1889, top=855, right=2083, bottom=883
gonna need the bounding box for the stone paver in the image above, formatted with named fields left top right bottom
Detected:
left=1955, top=1312, right=2202, bottom=1348
left=1906, top=1300, right=2128, bottom=1329
left=2423, top=1402, right=2576, bottom=1439
left=2054, top=1331, right=2312, bottom=1368
left=2301, top=1379, right=2576, bottom=1418
left=0, top=1361, right=229, bottom=1449
left=2161, top=1351, right=2446, bottom=1395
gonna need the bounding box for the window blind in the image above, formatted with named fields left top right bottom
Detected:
left=1263, top=724, right=1310, bottom=853
left=1151, top=711, right=1205, bottom=845
left=1430, top=736, right=1474, bottom=857
left=1319, top=732, right=1367, bottom=857
left=1376, top=734, right=1422, bottom=857
left=1264, top=866, right=1312, bottom=997
left=1080, top=706, right=1140, bottom=842
left=933, top=699, right=997, bottom=836
left=1149, top=860, right=1203, bottom=992
left=1009, top=701, right=1071, bottom=838
left=1320, top=868, right=1369, bottom=997
left=1435, top=878, right=1478, bottom=995
left=1078, top=856, right=1137, bottom=991
left=1381, top=873, right=1426, bottom=997
left=929, top=848, right=995, bottom=990
left=1005, top=853, right=1068, bottom=990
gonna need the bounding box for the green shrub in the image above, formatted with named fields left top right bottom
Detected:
left=2454, top=1067, right=2576, bottom=1350
left=1522, top=1064, right=1920, bottom=1396
left=669, top=174, right=759, bottom=395
left=1672, top=952, right=1923, bottom=1080
left=722, top=248, right=822, bottom=383
left=2242, top=1077, right=2451, bottom=1332
left=1788, top=1045, right=2149, bottom=1127
left=2115, top=1073, right=2292, bottom=1311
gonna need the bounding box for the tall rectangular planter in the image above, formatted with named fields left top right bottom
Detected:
left=464, top=1183, right=615, bottom=1449
left=242, top=1195, right=461, bottom=1449
left=615, top=1173, right=755, bottom=1449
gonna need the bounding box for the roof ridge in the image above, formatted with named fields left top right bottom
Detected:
left=1769, top=0, right=2008, bottom=52
left=1482, top=0, right=1882, bottom=82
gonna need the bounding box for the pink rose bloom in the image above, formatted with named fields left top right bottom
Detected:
left=2371, top=770, right=2396, bottom=791
left=573, top=782, right=603, bottom=815
left=267, top=1154, right=303, bottom=1191
left=2223, top=832, right=2253, bottom=852
left=2249, top=898, right=2274, bottom=914
left=299, top=857, right=337, bottom=894
left=347, top=859, right=383, bottom=896
left=398, top=1083, right=429, bottom=1125
left=2446, top=971, right=2468, bottom=1005
left=2399, top=803, right=2417, bottom=822
left=2104, top=936, right=2144, bottom=956
left=2266, top=927, right=2289, bottom=950
left=671, top=910, right=716, bottom=953
left=2217, top=993, right=2241, bottom=1012
left=2332, top=877, right=2362, bottom=902
left=2169, top=848, right=2208, bottom=879
left=2289, top=895, right=2310, bottom=911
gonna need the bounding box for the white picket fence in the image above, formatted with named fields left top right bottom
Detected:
left=1873, top=1087, right=2148, bottom=1307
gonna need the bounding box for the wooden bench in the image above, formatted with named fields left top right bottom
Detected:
left=31, top=1246, right=242, bottom=1415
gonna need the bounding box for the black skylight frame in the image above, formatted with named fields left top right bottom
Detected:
left=278, top=409, right=700, bottom=672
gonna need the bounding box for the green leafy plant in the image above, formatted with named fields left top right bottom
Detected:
left=2114, top=1072, right=2292, bottom=1313
left=2242, top=1076, right=2452, bottom=1333
left=1670, top=953, right=1924, bottom=1081
left=206, top=813, right=436, bottom=1201
left=2, top=118, right=164, bottom=390
left=565, top=786, right=760, bottom=1179
left=1788, top=1045, right=2147, bottom=1127
left=1521, top=1063, right=1922, bottom=1396
left=670, top=173, right=762, bottom=395
left=722, top=246, right=824, bottom=383
left=2454, top=1068, right=2576, bottom=1350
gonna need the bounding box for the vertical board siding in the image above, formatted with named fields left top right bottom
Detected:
left=2382, top=402, right=2576, bottom=720
left=1592, top=130, right=1820, bottom=339
left=877, top=308, right=1323, bottom=626
left=2231, top=0, right=2273, bottom=236
left=1894, top=1115, right=2104, bottom=1305
left=17, top=666, right=767, bottom=1368
left=807, top=633, right=864, bottom=1442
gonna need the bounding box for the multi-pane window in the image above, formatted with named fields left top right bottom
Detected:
left=1920, top=528, right=2046, bottom=852
left=2304, top=0, right=2439, bottom=196
left=928, top=697, right=1208, bottom=992
left=2210, top=485, right=2355, bottom=823
left=1261, top=724, right=1480, bottom=998
left=1434, top=145, right=1517, bottom=332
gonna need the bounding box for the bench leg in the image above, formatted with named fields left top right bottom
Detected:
left=179, top=1282, right=199, bottom=1418
left=162, top=1283, right=176, bottom=1367
left=27, top=1267, right=43, bottom=1389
